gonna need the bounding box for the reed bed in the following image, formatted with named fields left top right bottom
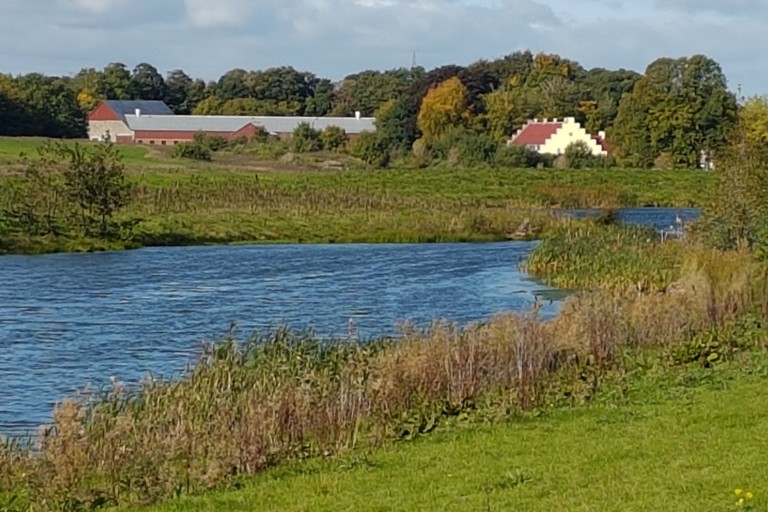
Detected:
left=522, top=219, right=688, bottom=292
left=2, top=250, right=766, bottom=511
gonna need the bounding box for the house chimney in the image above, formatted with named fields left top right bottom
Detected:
left=135, top=108, right=141, bottom=117
left=598, top=130, right=606, bottom=140
left=355, top=111, right=361, bottom=120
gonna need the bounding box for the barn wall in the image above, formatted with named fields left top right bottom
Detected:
left=88, top=120, right=134, bottom=142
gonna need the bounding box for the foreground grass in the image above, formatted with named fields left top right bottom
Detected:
left=137, top=355, right=768, bottom=512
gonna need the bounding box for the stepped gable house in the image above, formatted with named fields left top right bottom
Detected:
left=507, top=117, right=609, bottom=156
left=87, top=100, right=377, bottom=145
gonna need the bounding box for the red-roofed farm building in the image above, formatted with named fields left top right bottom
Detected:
left=87, top=100, right=376, bottom=146
left=508, top=117, right=609, bottom=157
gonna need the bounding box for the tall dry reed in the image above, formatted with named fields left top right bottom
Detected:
left=2, top=257, right=767, bottom=511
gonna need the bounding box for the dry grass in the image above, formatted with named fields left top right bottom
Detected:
left=2, top=246, right=767, bottom=511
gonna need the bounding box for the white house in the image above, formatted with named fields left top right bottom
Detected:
left=507, top=117, right=609, bottom=156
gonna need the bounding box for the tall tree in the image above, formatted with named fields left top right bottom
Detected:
left=417, top=77, right=470, bottom=140
left=102, top=62, right=133, bottom=100
left=610, top=92, right=654, bottom=168
left=164, top=69, right=192, bottom=113
left=217, top=69, right=250, bottom=100
left=131, top=63, right=166, bottom=100
left=613, top=55, right=737, bottom=168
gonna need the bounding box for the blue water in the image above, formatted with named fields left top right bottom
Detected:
left=567, top=207, right=700, bottom=231
left=0, top=207, right=699, bottom=433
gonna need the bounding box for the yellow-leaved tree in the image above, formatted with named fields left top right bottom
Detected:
left=417, top=77, right=470, bottom=140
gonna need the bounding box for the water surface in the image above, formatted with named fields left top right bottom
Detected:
left=0, top=241, right=556, bottom=432
left=0, top=207, right=701, bottom=433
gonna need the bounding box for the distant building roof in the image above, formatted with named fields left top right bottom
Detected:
left=104, top=100, right=174, bottom=120
left=123, top=114, right=377, bottom=135
left=509, top=121, right=563, bottom=146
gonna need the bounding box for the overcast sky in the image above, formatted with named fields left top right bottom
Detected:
left=0, top=0, right=763, bottom=94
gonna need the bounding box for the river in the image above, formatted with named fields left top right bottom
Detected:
left=0, top=207, right=698, bottom=434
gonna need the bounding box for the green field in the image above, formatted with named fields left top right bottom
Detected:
left=0, top=136, right=715, bottom=254
left=136, top=354, right=768, bottom=512
left=0, top=137, right=175, bottom=168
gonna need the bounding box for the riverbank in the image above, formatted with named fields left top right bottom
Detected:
left=137, top=350, right=768, bottom=512
left=0, top=165, right=713, bottom=255
left=2, top=232, right=765, bottom=510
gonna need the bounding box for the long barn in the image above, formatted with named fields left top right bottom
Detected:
left=87, top=100, right=376, bottom=145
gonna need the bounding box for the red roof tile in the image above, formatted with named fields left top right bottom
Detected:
left=510, top=122, right=562, bottom=146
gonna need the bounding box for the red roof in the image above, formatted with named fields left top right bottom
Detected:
left=592, top=134, right=611, bottom=153
left=510, top=122, right=562, bottom=146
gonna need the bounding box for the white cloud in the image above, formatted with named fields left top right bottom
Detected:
left=0, top=0, right=764, bottom=95
left=69, top=0, right=121, bottom=14
left=183, top=0, right=255, bottom=28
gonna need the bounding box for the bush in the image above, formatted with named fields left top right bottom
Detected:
left=321, top=126, right=347, bottom=152
left=564, top=141, right=604, bottom=169
left=291, top=123, right=323, bottom=153
left=428, top=127, right=498, bottom=167
left=172, top=141, right=212, bottom=161
left=206, top=135, right=229, bottom=152
left=350, top=132, right=390, bottom=168
left=495, top=144, right=550, bottom=169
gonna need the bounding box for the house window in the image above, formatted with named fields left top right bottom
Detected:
left=149, top=140, right=155, bottom=145
left=161, top=141, right=166, bottom=146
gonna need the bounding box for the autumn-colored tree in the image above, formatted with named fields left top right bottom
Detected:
left=740, top=96, right=768, bottom=147
left=417, top=77, right=470, bottom=140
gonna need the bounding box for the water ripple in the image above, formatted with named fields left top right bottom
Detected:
left=0, top=208, right=699, bottom=434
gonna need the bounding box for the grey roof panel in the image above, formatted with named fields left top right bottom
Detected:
left=124, top=115, right=376, bottom=134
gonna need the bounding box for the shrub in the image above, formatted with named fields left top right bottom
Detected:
left=350, top=132, right=391, bottom=168
left=291, top=123, right=323, bottom=153
left=495, top=144, right=549, bottom=169
left=426, top=127, right=498, bottom=167
left=321, top=126, right=348, bottom=152
left=564, top=141, right=603, bottom=169
left=172, top=141, right=212, bottom=161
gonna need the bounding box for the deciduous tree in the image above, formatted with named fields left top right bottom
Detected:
left=417, top=77, right=470, bottom=140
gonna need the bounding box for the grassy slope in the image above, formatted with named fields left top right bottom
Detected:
left=0, top=137, right=176, bottom=168
left=0, top=136, right=716, bottom=253
left=136, top=357, right=768, bottom=512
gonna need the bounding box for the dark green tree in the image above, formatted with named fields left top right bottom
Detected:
left=164, top=69, right=193, bottom=113
left=102, top=62, right=133, bottom=99
left=131, top=63, right=166, bottom=100
left=613, top=55, right=737, bottom=168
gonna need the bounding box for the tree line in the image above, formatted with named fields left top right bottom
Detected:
left=0, top=52, right=744, bottom=168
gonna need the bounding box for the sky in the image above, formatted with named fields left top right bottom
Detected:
left=0, top=0, right=764, bottom=94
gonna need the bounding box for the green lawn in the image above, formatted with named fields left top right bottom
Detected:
left=0, top=137, right=170, bottom=167
left=136, top=358, right=768, bottom=512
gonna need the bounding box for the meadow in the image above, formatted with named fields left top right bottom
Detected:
left=0, top=137, right=715, bottom=254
